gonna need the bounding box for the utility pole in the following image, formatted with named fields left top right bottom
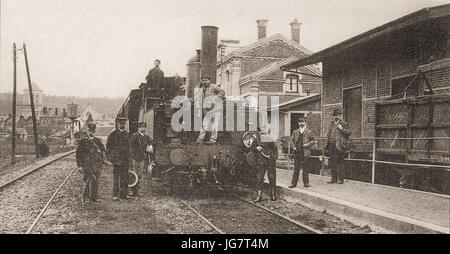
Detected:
left=23, top=43, right=40, bottom=158
left=11, top=43, right=17, bottom=164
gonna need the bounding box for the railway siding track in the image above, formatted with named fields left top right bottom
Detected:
left=0, top=150, right=75, bottom=190
left=0, top=153, right=76, bottom=234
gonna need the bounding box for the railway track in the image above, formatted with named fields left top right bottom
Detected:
left=25, top=165, right=78, bottom=234
left=178, top=189, right=322, bottom=234
left=0, top=151, right=77, bottom=234
left=0, top=150, right=75, bottom=191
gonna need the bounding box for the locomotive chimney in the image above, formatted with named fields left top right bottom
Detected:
left=200, top=26, right=218, bottom=84
left=256, top=19, right=268, bottom=39
left=290, top=18, right=301, bottom=44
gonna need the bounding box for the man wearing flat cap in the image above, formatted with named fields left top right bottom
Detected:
left=129, top=122, right=153, bottom=197
left=106, top=117, right=135, bottom=200
left=325, top=109, right=351, bottom=184
left=76, top=122, right=107, bottom=202
left=196, top=75, right=225, bottom=145
left=289, top=117, right=315, bottom=188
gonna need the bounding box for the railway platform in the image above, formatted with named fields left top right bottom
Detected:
left=270, top=168, right=450, bottom=234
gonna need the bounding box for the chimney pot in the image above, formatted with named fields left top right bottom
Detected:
left=290, top=18, right=302, bottom=44
left=256, top=19, right=268, bottom=39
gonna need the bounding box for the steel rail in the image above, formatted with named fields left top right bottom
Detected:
left=228, top=193, right=322, bottom=234
left=178, top=189, right=322, bottom=234
left=0, top=150, right=76, bottom=191
left=26, top=165, right=78, bottom=234
left=178, top=197, right=225, bottom=234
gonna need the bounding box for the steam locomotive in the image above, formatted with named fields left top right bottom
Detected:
left=118, top=26, right=262, bottom=190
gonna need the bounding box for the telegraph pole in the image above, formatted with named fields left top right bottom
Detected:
left=11, top=43, right=17, bottom=164
left=23, top=43, right=40, bottom=158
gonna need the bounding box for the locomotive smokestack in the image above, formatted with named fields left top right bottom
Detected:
left=200, top=26, right=218, bottom=84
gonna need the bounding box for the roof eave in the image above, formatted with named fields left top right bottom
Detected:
left=282, top=4, right=450, bottom=69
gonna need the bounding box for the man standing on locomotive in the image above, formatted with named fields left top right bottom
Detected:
left=76, top=123, right=106, bottom=202
left=106, top=117, right=135, bottom=201
left=325, top=109, right=351, bottom=184
left=289, top=117, right=315, bottom=188
left=196, top=74, right=225, bottom=145
left=129, top=122, right=153, bottom=197
left=146, top=59, right=165, bottom=99
left=251, top=128, right=278, bottom=202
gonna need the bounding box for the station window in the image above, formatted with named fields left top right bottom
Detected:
left=391, top=75, right=420, bottom=98
left=285, top=74, right=299, bottom=93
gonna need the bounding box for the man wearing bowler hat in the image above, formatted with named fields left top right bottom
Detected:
left=325, top=109, right=351, bottom=184
left=129, top=122, right=153, bottom=196
left=289, top=117, right=315, bottom=188
left=196, top=74, right=225, bottom=145
left=76, top=122, right=106, bottom=202
left=106, top=116, right=135, bottom=200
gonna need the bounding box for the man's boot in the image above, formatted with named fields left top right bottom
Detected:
left=270, top=187, right=277, bottom=201
left=254, top=190, right=263, bottom=203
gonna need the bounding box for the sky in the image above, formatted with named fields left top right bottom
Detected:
left=0, top=0, right=447, bottom=98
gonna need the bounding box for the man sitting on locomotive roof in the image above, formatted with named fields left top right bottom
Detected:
left=146, top=59, right=165, bottom=99
left=129, top=122, right=153, bottom=197
left=196, top=74, right=225, bottom=145
left=76, top=123, right=106, bottom=202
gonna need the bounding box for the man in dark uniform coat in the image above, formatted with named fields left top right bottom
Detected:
left=106, top=117, right=135, bottom=200
left=289, top=117, right=315, bottom=188
left=76, top=123, right=106, bottom=202
left=146, top=59, right=165, bottom=99
left=251, top=129, right=278, bottom=202
left=325, top=109, right=351, bottom=184
left=129, top=122, right=153, bottom=196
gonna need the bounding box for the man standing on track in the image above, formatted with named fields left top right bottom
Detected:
left=289, top=117, right=315, bottom=188
left=76, top=123, right=106, bottom=202
left=251, top=128, right=278, bottom=202
left=106, top=117, right=135, bottom=201
left=129, top=122, right=153, bottom=197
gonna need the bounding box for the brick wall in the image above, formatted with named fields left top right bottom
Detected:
left=322, top=60, right=342, bottom=105
left=307, top=113, right=321, bottom=137
left=302, top=83, right=321, bottom=94
left=241, top=58, right=277, bottom=77
left=362, top=99, right=376, bottom=137
left=259, top=81, right=283, bottom=93
left=320, top=18, right=449, bottom=142
left=240, top=83, right=251, bottom=94
left=426, top=68, right=450, bottom=89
